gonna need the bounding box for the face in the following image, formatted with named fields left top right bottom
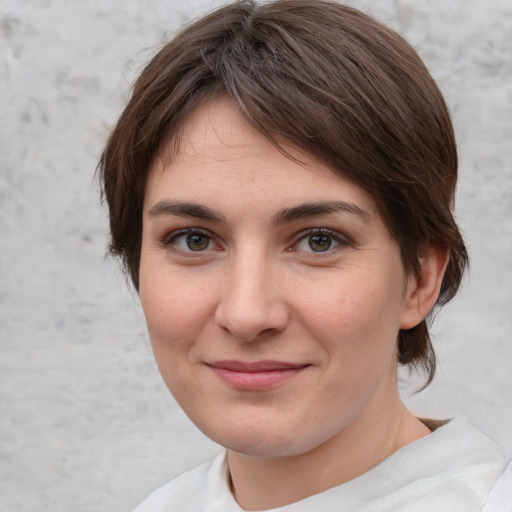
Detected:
left=139, top=99, right=415, bottom=458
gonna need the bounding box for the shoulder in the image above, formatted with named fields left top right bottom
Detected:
left=378, top=417, right=512, bottom=512
left=313, top=417, right=512, bottom=512
left=480, top=458, right=512, bottom=512
left=132, top=452, right=237, bottom=512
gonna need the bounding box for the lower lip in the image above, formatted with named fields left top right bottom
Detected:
left=208, top=366, right=307, bottom=390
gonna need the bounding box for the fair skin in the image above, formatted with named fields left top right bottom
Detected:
left=139, top=99, right=448, bottom=510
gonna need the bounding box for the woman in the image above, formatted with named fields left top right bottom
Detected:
left=98, top=1, right=512, bottom=510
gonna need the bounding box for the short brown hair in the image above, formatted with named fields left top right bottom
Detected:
left=98, top=0, right=468, bottom=386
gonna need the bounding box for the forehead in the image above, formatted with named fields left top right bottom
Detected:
left=145, top=98, right=379, bottom=220
left=159, top=98, right=316, bottom=179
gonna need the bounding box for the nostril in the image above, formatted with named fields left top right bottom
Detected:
left=214, top=301, right=288, bottom=342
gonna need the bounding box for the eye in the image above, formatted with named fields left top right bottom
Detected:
left=167, top=229, right=216, bottom=252
left=292, top=229, right=345, bottom=253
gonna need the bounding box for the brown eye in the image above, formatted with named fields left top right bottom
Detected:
left=169, top=230, right=215, bottom=252
left=185, top=233, right=210, bottom=251
left=292, top=229, right=346, bottom=254
left=308, top=234, right=332, bottom=252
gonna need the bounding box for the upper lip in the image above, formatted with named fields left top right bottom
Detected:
left=205, top=360, right=310, bottom=372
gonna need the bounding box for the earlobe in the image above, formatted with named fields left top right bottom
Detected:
left=400, top=247, right=450, bottom=330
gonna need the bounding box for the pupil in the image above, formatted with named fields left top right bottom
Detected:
left=309, top=235, right=331, bottom=252
left=186, top=233, right=209, bottom=251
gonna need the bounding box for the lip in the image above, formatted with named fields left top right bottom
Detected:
left=205, top=360, right=310, bottom=390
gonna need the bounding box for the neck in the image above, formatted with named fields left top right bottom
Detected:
left=227, top=397, right=431, bottom=510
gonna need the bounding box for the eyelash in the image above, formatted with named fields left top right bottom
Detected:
left=162, top=228, right=219, bottom=254
left=290, top=228, right=350, bottom=255
left=161, top=228, right=350, bottom=255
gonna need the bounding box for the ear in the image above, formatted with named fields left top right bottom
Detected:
left=400, top=246, right=450, bottom=330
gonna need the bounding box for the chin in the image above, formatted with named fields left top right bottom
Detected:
left=225, top=436, right=306, bottom=459
left=202, top=416, right=329, bottom=459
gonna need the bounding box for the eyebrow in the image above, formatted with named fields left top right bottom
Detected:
left=272, top=201, right=372, bottom=225
left=147, top=201, right=227, bottom=223
left=147, top=199, right=371, bottom=225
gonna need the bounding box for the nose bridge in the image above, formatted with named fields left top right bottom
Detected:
left=231, top=247, right=271, bottom=307
left=215, top=243, right=287, bottom=341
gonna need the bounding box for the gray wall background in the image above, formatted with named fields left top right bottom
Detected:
left=1, top=1, right=511, bottom=511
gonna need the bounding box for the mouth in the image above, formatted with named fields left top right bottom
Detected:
left=205, top=360, right=310, bottom=390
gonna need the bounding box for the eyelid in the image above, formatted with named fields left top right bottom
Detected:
left=161, top=227, right=221, bottom=253
left=289, top=228, right=351, bottom=253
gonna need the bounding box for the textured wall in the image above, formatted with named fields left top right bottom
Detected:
left=1, top=1, right=511, bottom=511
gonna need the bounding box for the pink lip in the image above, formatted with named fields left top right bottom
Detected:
left=206, top=360, right=309, bottom=390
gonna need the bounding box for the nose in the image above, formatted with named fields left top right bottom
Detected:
left=214, top=254, right=289, bottom=342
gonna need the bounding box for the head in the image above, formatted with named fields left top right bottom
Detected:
left=99, top=0, right=467, bottom=388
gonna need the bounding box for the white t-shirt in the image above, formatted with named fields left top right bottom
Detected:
left=133, top=418, right=512, bottom=511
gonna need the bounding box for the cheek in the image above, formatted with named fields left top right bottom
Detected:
left=296, top=268, right=404, bottom=364
left=139, top=268, right=218, bottom=404
left=139, top=262, right=215, bottom=351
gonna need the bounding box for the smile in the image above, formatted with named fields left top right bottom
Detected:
left=205, top=360, right=310, bottom=390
